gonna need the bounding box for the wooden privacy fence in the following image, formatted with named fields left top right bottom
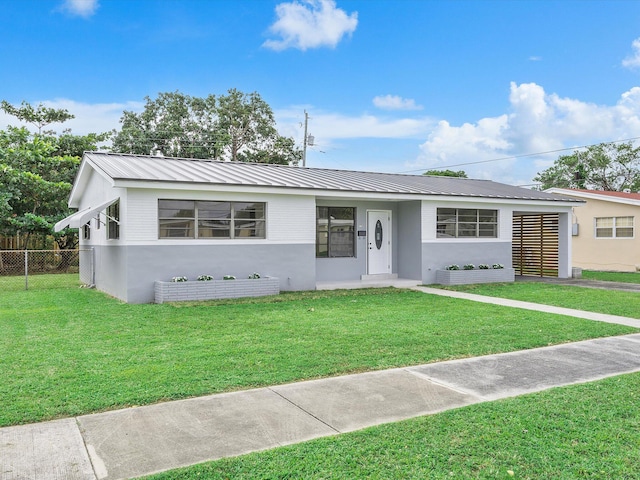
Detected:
left=512, top=214, right=559, bottom=277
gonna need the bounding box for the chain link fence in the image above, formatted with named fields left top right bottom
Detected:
left=0, top=249, right=94, bottom=291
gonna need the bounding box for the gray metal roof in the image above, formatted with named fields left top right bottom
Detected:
left=84, top=152, right=581, bottom=202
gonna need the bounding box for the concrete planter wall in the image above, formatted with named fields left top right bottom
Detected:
left=155, top=277, right=280, bottom=304
left=435, top=268, right=515, bottom=286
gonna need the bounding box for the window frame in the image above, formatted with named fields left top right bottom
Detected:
left=436, top=208, right=498, bottom=239
left=316, top=206, right=356, bottom=258
left=106, top=201, right=120, bottom=240
left=595, top=216, right=634, bottom=239
left=158, top=199, right=266, bottom=240
left=82, top=222, right=91, bottom=240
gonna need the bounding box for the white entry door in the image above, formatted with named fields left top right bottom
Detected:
left=367, top=210, right=391, bottom=275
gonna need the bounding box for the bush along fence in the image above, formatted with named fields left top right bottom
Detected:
left=0, top=249, right=94, bottom=290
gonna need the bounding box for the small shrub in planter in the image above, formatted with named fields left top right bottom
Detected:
left=478, top=264, right=490, bottom=269
left=248, top=272, right=261, bottom=279
left=463, top=264, right=475, bottom=270
left=197, top=274, right=214, bottom=281
left=445, top=264, right=460, bottom=271
left=492, top=264, right=504, bottom=269
left=223, top=275, right=236, bottom=280
left=171, top=276, right=188, bottom=282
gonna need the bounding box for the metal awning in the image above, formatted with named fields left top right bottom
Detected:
left=54, top=198, right=119, bottom=232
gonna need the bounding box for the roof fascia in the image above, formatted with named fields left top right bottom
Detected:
left=68, top=155, right=116, bottom=208
left=546, top=188, right=640, bottom=207
left=111, top=179, right=582, bottom=206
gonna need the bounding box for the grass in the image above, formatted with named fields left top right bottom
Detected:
left=1, top=276, right=637, bottom=427
left=439, top=281, right=640, bottom=319
left=142, top=372, right=640, bottom=479
left=582, top=269, right=640, bottom=284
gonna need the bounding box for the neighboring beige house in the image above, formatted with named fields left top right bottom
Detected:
left=546, top=188, right=640, bottom=272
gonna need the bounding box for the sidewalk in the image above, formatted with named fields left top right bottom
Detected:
left=2, top=292, right=640, bottom=480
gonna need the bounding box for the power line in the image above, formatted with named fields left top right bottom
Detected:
left=396, top=136, right=640, bottom=174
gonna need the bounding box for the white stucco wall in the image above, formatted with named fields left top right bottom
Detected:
left=124, top=188, right=316, bottom=245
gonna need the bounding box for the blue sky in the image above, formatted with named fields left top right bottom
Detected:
left=4, top=0, right=640, bottom=186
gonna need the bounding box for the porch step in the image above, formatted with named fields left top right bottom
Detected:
left=360, top=273, right=398, bottom=281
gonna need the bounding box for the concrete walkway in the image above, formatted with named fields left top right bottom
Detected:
left=3, top=290, right=640, bottom=480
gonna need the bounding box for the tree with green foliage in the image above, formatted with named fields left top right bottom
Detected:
left=111, top=89, right=302, bottom=165
left=423, top=169, right=468, bottom=178
left=0, top=100, right=74, bottom=134
left=534, top=142, right=640, bottom=192
left=0, top=101, right=108, bottom=250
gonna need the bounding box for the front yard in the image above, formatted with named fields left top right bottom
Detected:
left=1, top=275, right=638, bottom=427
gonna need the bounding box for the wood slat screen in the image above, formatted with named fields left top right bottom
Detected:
left=512, top=214, right=559, bottom=277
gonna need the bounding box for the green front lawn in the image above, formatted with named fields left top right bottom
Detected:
left=143, top=372, right=640, bottom=479
left=441, top=281, right=640, bottom=318
left=583, top=269, right=640, bottom=284
left=0, top=276, right=637, bottom=427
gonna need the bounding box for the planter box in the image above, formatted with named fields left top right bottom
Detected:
left=155, top=277, right=280, bottom=304
left=435, top=268, right=515, bottom=286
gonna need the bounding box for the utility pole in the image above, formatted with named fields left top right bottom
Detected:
left=302, top=110, right=309, bottom=167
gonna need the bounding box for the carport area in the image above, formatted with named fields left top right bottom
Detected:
left=512, top=213, right=565, bottom=278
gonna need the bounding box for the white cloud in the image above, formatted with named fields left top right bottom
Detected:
left=414, top=82, right=640, bottom=184
left=263, top=0, right=358, bottom=51
left=0, top=99, right=143, bottom=136
left=275, top=107, right=435, bottom=144
left=60, top=0, right=99, bottom=18
left=622, top=37, right=640, bottom=69
left=373, top=95, right=423, bottom=111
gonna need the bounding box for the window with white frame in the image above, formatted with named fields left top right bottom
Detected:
left=82, top=222, right=91, bottom=240
left=158, top=200, right=266, bottom=239
left=595, top=216, right=634, bottom=238
left=436, top=208, right=498, bottom=238
left=106, top=201, right=120, bottom=240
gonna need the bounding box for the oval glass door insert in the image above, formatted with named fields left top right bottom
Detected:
left=375, top=220, right=383, bottom=249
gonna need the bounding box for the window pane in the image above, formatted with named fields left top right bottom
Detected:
left=330, top=207, right=355, bottom=221
left=197, top=220, right=230, bottom=238
left=595, top=217, right=613, bottom=228
left=160, top=219, right=194, bottom=238
left=197, top=201, right=230, bottom=219
left=437, top=208, right=456, bottom=222
left=234, top=219, right=266, bottom=238
left=458, top=223, right=477, bottom=237
left=316, top=208, right=329, bottom=257
left=596, top=228, right=613, bottom=238
left=329, top=231, right=354, bottom=257
left=107, top=201, right=120, bottom=240
left=615, top=216, right=634, bottom=227
left=436, top=208, right=456, bottom=238
left=479, top=210, right=497, bottom=223
left=478, top=224, right=497, bottom=237
left=457, top=209, right=477, bottom=223
left=616, top=227, right=634, bottom=238
left=328, top=207, right=354, bottom=257
left=234, top=202, right=265, bottom=220
left=159, top=200, right=194, bottom=219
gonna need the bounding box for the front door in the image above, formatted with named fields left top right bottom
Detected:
left=367, top=210, right=391, bottom=275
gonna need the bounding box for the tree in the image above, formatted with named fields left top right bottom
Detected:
left=534, top=142, right=640, bottom=192
left=0, top=127, right=78, bottom=249
left=423, top=169, right=468, bottom=178
left=112, top=91, right=220, bottom=159
left=1, top=100, right=74, bottom=134
left=216, top=88, right=301, bottom=164
left=111, top=89, right=301, bottom=165
left=0, top=101, right=107, bottom=250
